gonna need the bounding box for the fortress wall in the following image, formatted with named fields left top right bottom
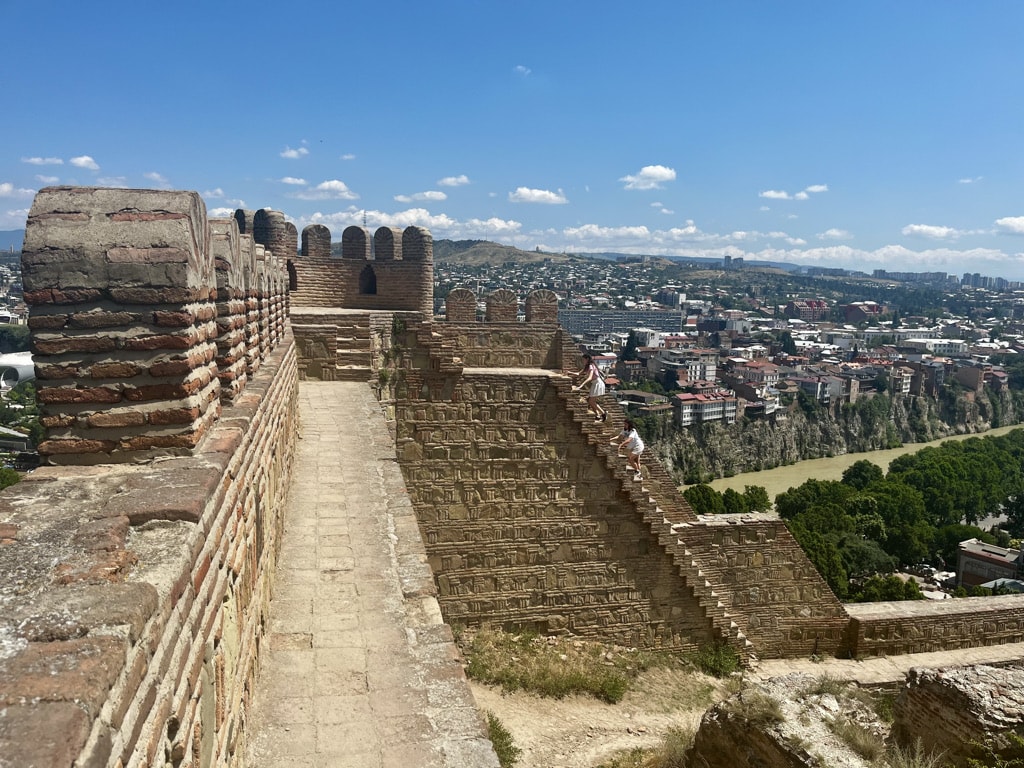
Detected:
left=395, top=371, right=719, bottom=650
left=21, top=187, right=289, bottom=465
left=434, top=322, right=569, bottom=370
left=288, top=224, right=433, bottom=314
left=680, top=518, right=849, bottom=658
left=844, top=595, right=1024, bottom=658
left=1, top=186, right=298, bottom=767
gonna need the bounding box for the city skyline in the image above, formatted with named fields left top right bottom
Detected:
left=2, top=2, right=1023, bottom=278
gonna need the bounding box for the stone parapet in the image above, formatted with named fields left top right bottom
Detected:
left=0, top=330, right=299, bottom=768
left=21, top=187, right=288, bottom=464
left=844, top=594, right=1024, bottom=658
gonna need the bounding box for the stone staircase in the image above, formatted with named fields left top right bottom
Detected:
left=551, top=379, right=757, bottom=664
left=334, top=311, right=373, bottom=381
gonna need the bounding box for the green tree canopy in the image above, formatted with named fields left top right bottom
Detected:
left=841, top=459, right=884, bottom=491
left=683, top=484, right=724, bottom=515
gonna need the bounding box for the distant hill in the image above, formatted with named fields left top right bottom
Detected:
left=433, top=239, right=577, bottom=266
left=0, top=231, right=24, bottom=252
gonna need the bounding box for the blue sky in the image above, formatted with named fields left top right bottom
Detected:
left=3, top=1, right=1023, bottom=279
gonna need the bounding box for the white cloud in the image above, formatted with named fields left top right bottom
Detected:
left=564, top=224, right=652, bottom=240
left=340, top=153, right=356, bottom=161
left=35, top=175, right=59, bottom=184
left=658, top=207, right=674, bottom=215
left=96, top=176, right=127, bottom=186
left=394, top=190, right=447, bottom=203
left=958, top=176, right=983, bottom=184
left=438, top=174, right=470, bottom=187
left=280, top=177, right=307, bottom=185
left=760, top=184, right=827, bottom=201
left=143, top=171, right=170, bottom=188
left=513, top=64, right=532, bottom=76
left=819, top=228, right=853, bottom=240
left=508, top=187, right=568, bottom=204
left=0, top=183, right=36, bottom=198
left=0, top=207, right=30, bottom=228
left=280, top=145, right=309, bottom=159
left=292, top=180, right=359, bottom=200
left=70, top=155, right=100, bottom=171
left=995, top=216, right=1024, bottom=235
left=902, top=223, right=960, bottom=239
left=620, top=165, right=676, bottom=191
left=208, top=207, right=236, bottom=217
left=22, top=157, right=63, bottom=165
left=200, top=189, right=245, bottom=207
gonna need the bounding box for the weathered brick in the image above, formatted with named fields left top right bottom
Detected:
left=38, top=385, right=122, bottom=404
left=33, top=336, right=118, bottom=354
left=27, top=313, right=69, bottom=329
left=0, top=702, right=93, bottom=768
left=86, top=410, right=147, bottom=428
left=39, top=437, right=117, bottom=454
left=148, top=406, right=201, bottom=426
left=0, top=636, right=126, bottom=717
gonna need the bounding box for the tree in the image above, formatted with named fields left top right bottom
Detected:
left=788, top=522, right=848, bottom=599
left=722, top=487, right=748, bottom=514
left=841, top=460, right=884, bottom=491
left=779, top=331, right=798, bottom=356
left=743, top=485, right=771, bottom=513
left=849, top=574, right=924, bottom=602
left=683, top=484, right=724, bottom=515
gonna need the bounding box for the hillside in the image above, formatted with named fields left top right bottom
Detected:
left=432, top=239, right=575, bottom=266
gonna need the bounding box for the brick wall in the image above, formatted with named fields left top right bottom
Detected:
left=844, top=595, right=1024, bottom=657
left=682, top=516, right=849, bottom=658
left=395, top=371, right=721, bottom=649
left=288, top=224, right=433, bottom=314
left=1, top=186, right=298, bottom=767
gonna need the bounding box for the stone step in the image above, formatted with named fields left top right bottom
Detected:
left=336, top=350, right=372, bottom=367
left=334, top=365, right=372, bottom=382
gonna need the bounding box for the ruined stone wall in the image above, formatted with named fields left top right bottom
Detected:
left=844, top=595, right=1024, bottom=658
left=288, top=224, right=433, bottom=314
left=681, top=516, right=849, bottom=658
left=893, top=664, right=1024, bottom=766
left=1, top=187, right=298, bottom=768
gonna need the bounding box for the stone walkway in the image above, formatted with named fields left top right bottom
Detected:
left=752, top=641, right=1024, bottom=687
left=244, top=381, right=498, bottom=768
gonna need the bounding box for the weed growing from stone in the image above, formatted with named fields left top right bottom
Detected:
left=686, top=641, right=740, bottom=678
left=485, top=711, right=522, bottom=768
left=722, top=688, right=784, bottom=726
left=885, top=738, right=946, bottom=768
left=826, top=715, right=884, bottom=761
left=799, top=674, right=849, bottom=698
left=594, top=725, right=695, bottom=768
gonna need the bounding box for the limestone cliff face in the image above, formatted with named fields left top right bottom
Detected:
left=653, top=388, right=1023, bottom=483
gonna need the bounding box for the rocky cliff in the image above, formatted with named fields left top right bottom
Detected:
left=652, top=387, right=1024, bottom=484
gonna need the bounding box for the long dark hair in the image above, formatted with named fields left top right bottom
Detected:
left=623, top=419, right=634, bottom=431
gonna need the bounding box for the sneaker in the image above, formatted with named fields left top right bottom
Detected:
left=600, top=413, right=607, bottom=421
left=633, top=472, right=643, bottom=482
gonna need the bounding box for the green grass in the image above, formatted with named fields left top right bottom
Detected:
left=458, top=626, right=659, bottom=703
left=722, top=688, right=784, bottom=726
left=885, top=739, right=946, bottom=768
left=595, top=725, right=695, bottom=768
left=827, top=715, right=884, bottom=761
left=687, top=641, right=740, bottom=679
left=485, top=711, right=521, bottom=768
